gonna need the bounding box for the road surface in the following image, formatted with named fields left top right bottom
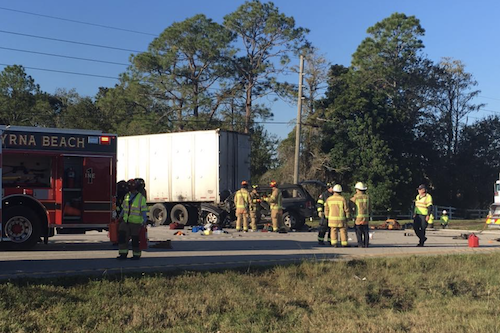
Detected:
left=1, top=227, right=499, bottom=279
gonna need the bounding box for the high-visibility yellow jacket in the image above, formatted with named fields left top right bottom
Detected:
left=325, top=193, right=350, bottom=227
left=234, top=188, right=250, bottom=213
left=122, top=192, right=148, bottom=224
left=350, top=193, right=371, bottom=225
left=414, top=193, right=433, bottom=216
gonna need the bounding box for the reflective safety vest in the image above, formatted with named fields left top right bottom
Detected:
left=123, top=192, right=148, bottom=224
left=317, top=190, right=332, bottom=213
left=250, top=191, right=261, bottom=211
left=234, top=188, right=250, bottom=211
left=440, top=215, right=449, bottom=224
left=414, top=193, right=433, bottom=216
left=325, top=194, right=349, bottom=227
left=267, top=187, right=283, bottom=210
left=350, top=193, right=370, bottom=225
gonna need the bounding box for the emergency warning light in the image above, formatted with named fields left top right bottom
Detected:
left=100, top=136, right=111, bottom=145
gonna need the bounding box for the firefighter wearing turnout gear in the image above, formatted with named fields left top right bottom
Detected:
left=317, top=183, right=334, bottom=245
left=413, top=184, right=433, bottom=247
left=265, top=180, right=283, bottom=232
left=234, top=181, right=251, bottom=232
left=324, top=184, right=350, bottom=247
left=249, top=185, right=261, bottom=232
left=350, top=182, right=371, bottom=248
left=117, top=179, right=148, bottom=260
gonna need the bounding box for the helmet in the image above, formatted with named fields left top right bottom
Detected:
left=442, top=210, right=448, bottom=215
left=127, top=178, right=138, bottom=190
left=252, top=184, right=259, bottom=189
left=270, top=180, right=277, bottom=188
left=241, top=180, right=248, bottom=187
left=326, top=182, right=333, bottom=189
left=333, top=184, right=342, bottom=193
left=354, top=182, right=367, bottom=190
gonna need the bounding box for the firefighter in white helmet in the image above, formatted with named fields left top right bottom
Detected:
left=324, top=184, right=350, bottom=247
left=350, top=182, right=371, bottom=248
left=440, top=210, right=449, bottom=229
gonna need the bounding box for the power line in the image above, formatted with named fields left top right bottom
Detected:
left=0, top=29, right=143, bottom=53
left=0, top=6, right=157, bottom=37
left=479, top=95, right=500, bottom=101
left=0, top=63, right=120, bottom=80
left=0, top=46, right=129, bottom=66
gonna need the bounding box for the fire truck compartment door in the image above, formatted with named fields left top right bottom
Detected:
left=82, top=157, right=112, bottom=224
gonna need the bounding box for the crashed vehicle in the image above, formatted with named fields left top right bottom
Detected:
left=202, top=183, right=316, bottom=230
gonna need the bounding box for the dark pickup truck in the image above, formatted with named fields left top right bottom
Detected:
left=201, top=183, right=316, bottom=230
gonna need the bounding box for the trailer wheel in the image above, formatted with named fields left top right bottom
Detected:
left=171, top=204, right=189, bottom=225
left=150, top=203, right=168, bottom=226
left=3, top=207, right=41, bottom=249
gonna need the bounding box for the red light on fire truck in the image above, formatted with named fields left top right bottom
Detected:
left=100, top=136, right=111, bottom=145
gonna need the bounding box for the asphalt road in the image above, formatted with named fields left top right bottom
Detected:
left=1, top=227, right=500, bottom=280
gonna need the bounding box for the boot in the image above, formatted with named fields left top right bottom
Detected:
left=116, top=254, right=127, bottom=260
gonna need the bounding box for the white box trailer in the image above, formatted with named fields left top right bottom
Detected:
left=117, top=129, right=250, bottom=225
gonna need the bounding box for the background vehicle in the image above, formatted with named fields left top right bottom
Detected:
left=486, top=174, right=500, bottom=228
left=222, top=183, right=315, bottom=230
left=1, top=126, right=117, bottom=249
left=117, top=129, right=250, bottom=226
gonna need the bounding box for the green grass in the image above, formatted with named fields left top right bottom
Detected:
left=307, top=218, right=488, bottom=231
left=2, top=253, right=500, bottom=332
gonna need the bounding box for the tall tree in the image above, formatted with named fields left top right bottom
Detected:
left=0, top=65, right=53, bottom=126
left=224, top=0, right=309, bottom=133
left=129, top=14, right=236, bottom=131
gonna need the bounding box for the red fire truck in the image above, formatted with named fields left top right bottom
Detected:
left=0, top=126, right=117, bottom=248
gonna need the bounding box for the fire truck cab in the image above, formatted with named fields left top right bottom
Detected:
left=0, top=126, right=117, bottom=248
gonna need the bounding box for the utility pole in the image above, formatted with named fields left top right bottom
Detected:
left=293, top=55, right=304, bottom=184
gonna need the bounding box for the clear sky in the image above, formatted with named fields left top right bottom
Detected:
left=1, top=0, right=498, bottom=139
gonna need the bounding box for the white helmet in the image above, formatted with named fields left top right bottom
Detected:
left=333, top=184, right=343, bottom=193
left=442, top=210, right=447, bottom=214
left=354, top=182, right=367, bottom=190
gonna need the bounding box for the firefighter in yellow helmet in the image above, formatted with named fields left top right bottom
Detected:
left=249, top=185, right=261, bottom=232
left=265, top=180, right=283, bottom=232
left=324, top=184, right=350, bottom=247
left=234, top=180, right=251, bottom=232
left=350, top=182, right=371, bottom=248
left=117, top=179, right=149, bottom=260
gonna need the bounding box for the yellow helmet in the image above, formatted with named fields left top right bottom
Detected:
left=333, top=184, right=343, bottom=193
left=355, top=182, right=367, bottom=190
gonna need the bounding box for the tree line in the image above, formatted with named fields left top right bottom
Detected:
left=0, top=2, right=498, bottom=212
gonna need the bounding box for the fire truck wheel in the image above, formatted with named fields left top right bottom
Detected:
left=4, top=207, right=41, bottom=249
left=149, top=203, right=168, bottom=226
left=171, top=204, right=189, bottom=225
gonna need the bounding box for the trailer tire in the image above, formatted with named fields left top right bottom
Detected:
left=171, top=204, right=189, bottom=225
left=150, top=203, right=168, bottom=226
left=3, top=207, right=41, bottom=249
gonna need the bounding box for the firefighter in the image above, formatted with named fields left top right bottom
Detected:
left=440, top=210, right=449, bottom=229
left=317, top=183, right=334, bottom=245
left=116, top=179, right=149, bottom=260
left=413, top=184, right=433, bottom=247
left=265, top=180, right=283, bottom=232
left=324, top=184, right=350, bottom=247
left=350, top=182, right=371, bottom=248
left=234, top=181, right=250, bottom=232
left=249, top=185, right=261, bottom=232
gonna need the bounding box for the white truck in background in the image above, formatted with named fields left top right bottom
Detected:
left=117, top=129, right=250, bottom=226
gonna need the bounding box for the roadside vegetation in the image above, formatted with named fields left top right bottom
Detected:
left=1, top=252, right=500, bottom=332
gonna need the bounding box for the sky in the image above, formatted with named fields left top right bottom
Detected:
left=1, top=0, right=499, bottom=139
